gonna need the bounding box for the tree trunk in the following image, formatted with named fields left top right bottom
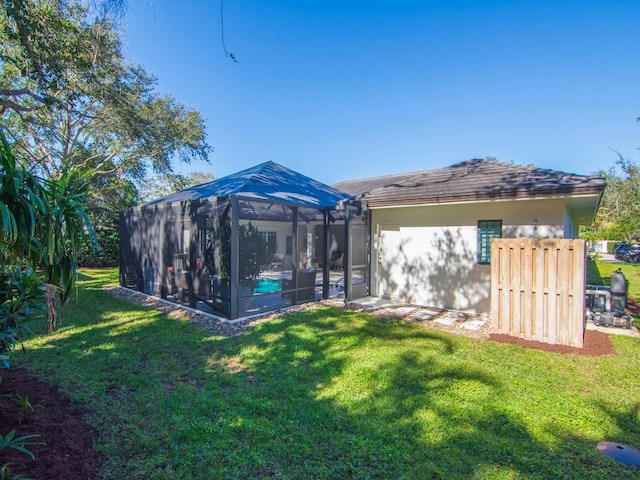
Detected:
left=45, top=283, right=58, bottom=334
left=58, top=291, right=65, bottom=327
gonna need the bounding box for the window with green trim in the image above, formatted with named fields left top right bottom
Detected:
left=477, top=220, right=502, bottom=264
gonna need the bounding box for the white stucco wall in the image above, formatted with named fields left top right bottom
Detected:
left=370, top=198, right=570, bottom=314
left=563, top=206, right=576, bottom=239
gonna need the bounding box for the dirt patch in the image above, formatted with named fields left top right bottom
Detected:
left=0, top=368, right=100, bottom=479
left=489, top=328, right=614, bottom=356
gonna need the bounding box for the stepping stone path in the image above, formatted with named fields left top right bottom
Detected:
left=350, top=300, right=490, bottom=339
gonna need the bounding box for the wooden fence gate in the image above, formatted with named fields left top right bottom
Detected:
left=490, top=238, right=585, bottom=348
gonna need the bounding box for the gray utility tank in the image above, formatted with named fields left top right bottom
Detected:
left=610, top=268, right=627, bottom=314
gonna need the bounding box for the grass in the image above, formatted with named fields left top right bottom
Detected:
left=587, top=256, right=640, bottom=323
left=11, top=268, right=640, bottom=479
left=587, top=256, right=640, bottom=299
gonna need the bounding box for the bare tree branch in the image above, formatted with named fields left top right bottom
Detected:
left=220, top=0, right=237, bottom=63
left=0, top=98, right=33, bottom=114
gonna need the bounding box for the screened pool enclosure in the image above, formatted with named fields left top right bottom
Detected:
left=119, top=162, right=361, bottom=319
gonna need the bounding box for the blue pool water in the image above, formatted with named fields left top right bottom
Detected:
left=254, top=278, right=282, bottom=294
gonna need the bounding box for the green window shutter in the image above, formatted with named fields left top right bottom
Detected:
left=478, top=220, right=502, bottom=264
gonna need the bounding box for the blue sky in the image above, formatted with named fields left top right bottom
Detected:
left=122, top=0, right=640, bottom=185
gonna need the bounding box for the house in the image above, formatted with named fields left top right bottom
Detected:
left=120, top=158, right=605, bottom=320
left=334, top=158, right=605, bottom=315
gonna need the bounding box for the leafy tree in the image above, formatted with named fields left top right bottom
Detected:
left=1, top=0, right=212, bottom=268
left=219, top=220, right=268, bottom=284
left=78, top=171, right=139, bottom=267
left=0, top=131, right=47, bottom=362
left=1, top=0, right=210, bottom=182
left=138, top=171, right=215, bottom=203
left=1, top=129, right=95, bottom=337
left=0, top=132, right=45, bottom=267
left=40, top=170, right=97, bottom=329
left=591, top=152, right=640, bottom=241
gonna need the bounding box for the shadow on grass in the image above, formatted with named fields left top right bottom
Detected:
left=586, top=257, right=608, bottom=286
left=14, top=270, right=637, bottom=479
left=596, top=401, right=640, bottom=444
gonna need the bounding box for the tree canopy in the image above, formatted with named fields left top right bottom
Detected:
left=1, top=0, right=214, bottom=343
left=590, top=153, right=640, bottom=241
left=1, top=0, right=210, bottom=183
left=1, top=127, right=95, bottom=345
left=138, top=171, right=215, bottom=203
left=1, top=0, right=213, bottom=269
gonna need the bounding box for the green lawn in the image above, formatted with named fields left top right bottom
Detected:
left=11, top=268, right=640, bottom=479
left=587, top=257, right=640, bottom=300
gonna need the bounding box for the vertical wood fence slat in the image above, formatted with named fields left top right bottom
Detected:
left=558, top=243, right=571, bottom=345
left=490, top=238, right=585, bottom=348
left=512, top=245, right=522, bottom=337
left=547, top=244, right=558, bottom=344
left=523, top=244, right=533, bottom=339
left=569, top=241, right=586, bottom=346
left=534, top=244, right=546, bottom=341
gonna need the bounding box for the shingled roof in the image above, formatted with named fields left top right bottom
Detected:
left=332, top=159, right=606, bottom=208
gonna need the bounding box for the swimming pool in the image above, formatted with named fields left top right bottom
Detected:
left=254, top=278, right=282, bottom=294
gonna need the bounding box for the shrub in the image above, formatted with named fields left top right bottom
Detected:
left=78, top=226, right=119, bottom=267
left=0, top=269, right=46, bottom=368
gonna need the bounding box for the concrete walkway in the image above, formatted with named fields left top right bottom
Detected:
left=351, top=296, right=640, bottom=340
left=595, top=252, right=622, bottom=263
left=350, top=296, right=490, bottom=338
left=586, top=322, right=640, bottom=338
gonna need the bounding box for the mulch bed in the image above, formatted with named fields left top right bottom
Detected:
left=489, top=328, right=614, bottom=356
left=0, top=368, right=101, bottom=480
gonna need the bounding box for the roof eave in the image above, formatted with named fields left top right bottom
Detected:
left=363, top=185, right=606, bottom=208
